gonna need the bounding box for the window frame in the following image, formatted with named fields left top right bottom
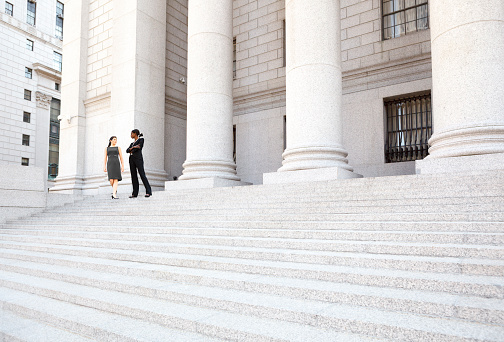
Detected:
left=27, top=0, right=36, bottom=26
left=23, top=111, right=31, bottom=123
left=22, top=134, right=30, bottom=146
left=55, top=1, right=64, bottom=39
left=24, top=89, right=31, bottom=101
left=382, top=0, right=429, bottom=41
left=21, top=157, right=29, bottom=166
left=5, top=2, right=13, bottom=16
left=53, top=51, right=62, bottom=72
left=26, top=39, right=34, bottom=51
left=25, top=67, right=32, bottom=79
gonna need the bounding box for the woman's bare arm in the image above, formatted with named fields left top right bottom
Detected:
left=118, top=147, right=125, bottom=172
left=104, top=148, right=108, bottom=172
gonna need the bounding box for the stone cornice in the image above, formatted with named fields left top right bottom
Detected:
left=32, top=63, right=61, bottom=82
left=342, top=53, right=432, bottom=94
left=165, top=96, right=187, bottom=119
left=233, top=87, right=286, bottom=116
left=84, top=92, right=111, bottom=115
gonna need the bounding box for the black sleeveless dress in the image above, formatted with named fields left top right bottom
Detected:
left=107, top=147, right=122, bottom=181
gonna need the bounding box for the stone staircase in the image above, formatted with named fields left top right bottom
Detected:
left=0, top=170, right=503, bottom=341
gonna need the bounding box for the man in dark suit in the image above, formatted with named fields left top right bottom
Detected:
left=126, top=129, right=152, bottom=198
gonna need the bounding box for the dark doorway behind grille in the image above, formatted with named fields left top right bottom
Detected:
left=385, top=93, right=432, bottom=163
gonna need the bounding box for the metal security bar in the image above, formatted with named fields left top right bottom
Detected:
left=382, top=0, right=429, bottom=40
left=385, top=93, right=432, bottom=163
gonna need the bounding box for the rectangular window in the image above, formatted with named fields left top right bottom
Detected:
left=53, top=51, right=62, bottom=71
left=233, top=37, right=237, bottom=79
left=55, top=1, right=64, bottom=39
left=24, top=89, right=31, bottom=101
left=22, top=134, right=30, bottom=146
left=233, top=124, right=236, bottom=163
left=26, top=39, right=34, bottom=51
left=55, top=83, right=60, bottom=91
left=27, top=0, right=36, bottom=26
left=22, top=157, right=29, bottom=166
left=385, top=92, right=432, bottom=163
left=382, top=0, right=428, bottom=40
left=282, top=20, right=286, bottom=68
left=25, top=67, right=32, bottom=79
left=5, top=2, right=13, bottom=16
left=23, top=111, right=31, bottom=123
left=49, top=98, right=61, bottom=179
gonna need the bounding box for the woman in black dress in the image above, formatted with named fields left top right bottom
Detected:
left=126, top=129, right=152, bottom=198
left=104, top=136, right=124, bottom=199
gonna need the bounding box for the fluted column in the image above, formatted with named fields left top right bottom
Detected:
left=279, top=0, right=353, bottom=173
left=178, top=0, right=239, bottom=182
left=427, top=0, right=504, bottom=159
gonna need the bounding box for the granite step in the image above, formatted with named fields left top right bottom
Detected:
left=2, top=227, right=504, bottom=246
left=0, top=308, right=91, bottom=342
left=0, top=272, right=393, bottom=342
left=0, top=248, right=502, bottom=299
left=29, top=201, right=504, bottom=215
left=0, top=287, right=226, bottom=342
left=1, top=239, right=503, bottom=276
left=1, top=233, right=503, bottom=259
left=0, top=255, right=503, bottom=340
left=6, top=220, right=504, bottom=233
left=11, top=211, right=504, bottom=223
left=2, top=256, right=504, bottom=332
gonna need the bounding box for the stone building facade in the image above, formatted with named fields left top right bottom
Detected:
left=52, top=0, right=504, bottom=194
left=0, top=0, right=64, bottom=183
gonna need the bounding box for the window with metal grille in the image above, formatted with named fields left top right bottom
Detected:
left=53, top=51, right=62, bottom=71
left=5, top=2, right=13, bottom=16
left=55, top=1, right=64, bottom=39
left=384, top=93, right=432, bottom=163
left=22, top=134, right=30, bottom=146
left=26, top=39, right=33, bottom=51
left=24, top=89, right=31, bottom=101
left=23, top=111, right=31, bottom=123
left=25, top=67, right=32, bottom=79
left=22, top=157, right=29, bottom=166
left=382, top=0, right=428, bottom=40
left=27, top=0, right=36, bottom=26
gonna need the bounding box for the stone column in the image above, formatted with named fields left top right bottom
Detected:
left=111, top=0, right=168, bottom=191
left=419, top=0, right=504, bottom=172
left=171, top=0, right=245, bottom=189
left=264, top=0, right=359, bottom=184
left=51, top=0, right=88, bottom=194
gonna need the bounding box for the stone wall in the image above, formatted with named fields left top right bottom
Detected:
left=0, top=164, right=79, bottom=224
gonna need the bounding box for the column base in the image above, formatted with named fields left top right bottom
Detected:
left=416, top=153, right=504, bottom=174
left=165, top=177, right=251, bottom=190
left=263, top=166, right=362, bottom=185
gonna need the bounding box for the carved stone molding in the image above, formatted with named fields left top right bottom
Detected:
left=36, top=91, right=52, bottom=109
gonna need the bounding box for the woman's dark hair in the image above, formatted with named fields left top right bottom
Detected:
left=108, top=136, right=116, bottom=147
left=131, top=129, right=143, bottom=137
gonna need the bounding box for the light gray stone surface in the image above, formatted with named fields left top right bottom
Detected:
left=0, top=170, right=503, bottom=341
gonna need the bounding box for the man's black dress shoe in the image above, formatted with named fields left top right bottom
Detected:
left=129, top=195, right=137, bottom=198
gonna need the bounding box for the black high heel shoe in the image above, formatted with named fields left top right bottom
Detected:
left=112, top=195, right=118, bottom=199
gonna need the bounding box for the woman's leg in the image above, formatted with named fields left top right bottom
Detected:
left=112, top=179, right=118, bottom=197
left=130, top=159, right=139, bottom=197
left=136, top=160, right=152, bottom=195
